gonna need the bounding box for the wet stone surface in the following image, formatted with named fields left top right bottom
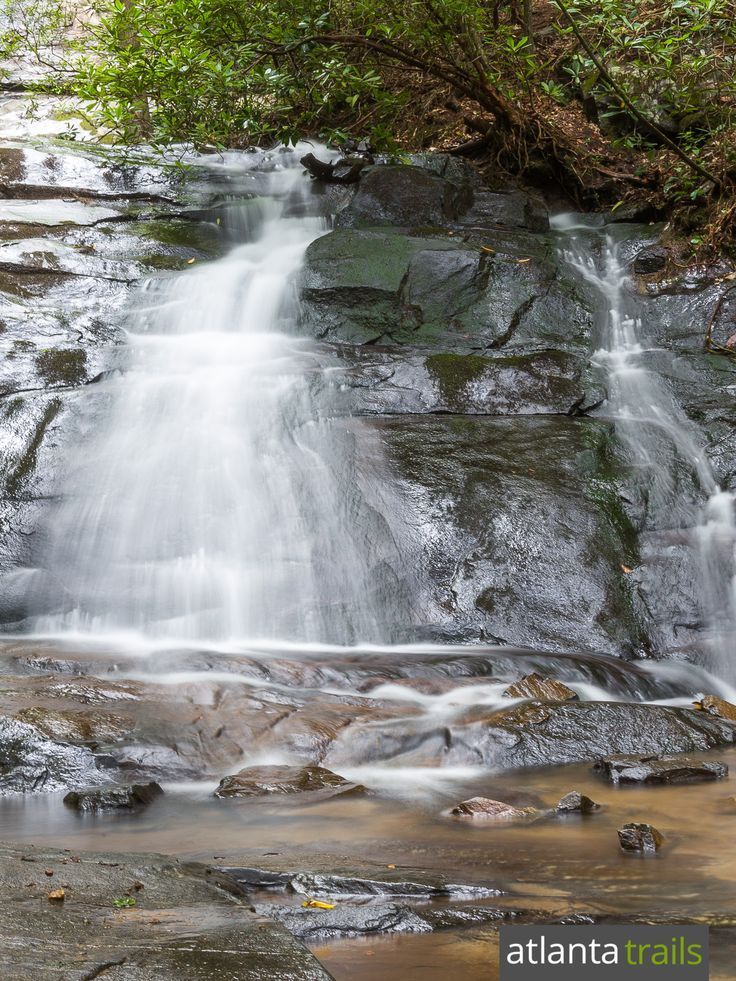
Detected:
left=0, top=841, right=331, bottom=980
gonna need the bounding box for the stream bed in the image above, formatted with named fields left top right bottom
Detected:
left=2, top=87, right=736, bottom=978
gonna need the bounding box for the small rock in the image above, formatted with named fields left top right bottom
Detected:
left=63, top=782, right=164, bottom=813
left=214, top=765, right=363, bottom=800
left=632, top=245, right=668, bottom=275
left=47, top=888, right=65, bottom=901
left=556, top=791, right=601, bottom=814
left=44, top=869, right=54, bottom=877
left=503, top=673, right=578, bottom=702
left=618, top=823, right=663, bottom=855
left=695, top=694, right=736, bottom=723
left=594, top=755, right=728, bottom=785
left=449, top=797, right=538, bottom=820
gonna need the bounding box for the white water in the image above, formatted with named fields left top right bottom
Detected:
left=24, top=150, right=400, bottom=644
left=555, top=215, right=736, bottom=676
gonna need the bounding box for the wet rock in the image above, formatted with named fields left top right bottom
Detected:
left=335, top=164, right=473, bottom=228
left=618, top=823, right=663, bottom=855
left=457, top=188, right=549, bottom=232
left=556, top=791, right=601, bottom=814
left=326, top=700, right=736, bottom=770
left=503, top=673, right=578, bottom=702
left=0, top=842, right=331, bottom=979
left=63, top=782, right=164, bottom=813
left=449, top=797, right=539, bottom=820
left=14, top=706, right=134, bottom=746
left=695, top=694, right=736, bottom=723
left=213, top=764, right=363, bottom=799
left=632, top=245, right=668, bottom=275
left=299, top=226, right=590, bottom=351
left=337, top=347, right=587, bottom=417
left=257, top=901, right=433, bottom=941
left=594, top=754, right=728, bottom=785
left=367, top=416, right=643, bottom=654
left=0, top=715, right=104, bottom=794
left=224, top=867, right=502, bottom=900
left=34, top=348, right=87, bottom=387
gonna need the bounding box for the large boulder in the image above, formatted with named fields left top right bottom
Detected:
left=298, top=226, right=591, bottom=351
left=334, top=164, right=473, bottom=228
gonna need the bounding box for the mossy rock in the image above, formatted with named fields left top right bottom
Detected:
left=35, top=348, right=87, bottom=387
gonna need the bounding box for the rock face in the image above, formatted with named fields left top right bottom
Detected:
left=594, top=754, right=729, bottom=785
left=0, top=146, right=733, bottom=659
left=503, top=673, right=578, bottom=702
left=63, top=782, right=164, bottom=813
left=325, top=700, right=736, bottom=770
left=0, top=715, right=104, bottom=794
left=213, top=764, right=362, bottom=799
left=618, top=823, right=663, bottom=855
left=334, top=164, right=473, bottom=228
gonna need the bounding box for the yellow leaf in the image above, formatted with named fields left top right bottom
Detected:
left=187, top=258, right=196, bottom=264
left=302, top=899, right=336, bottom=910
left=481, top=246, right=495, bottom=254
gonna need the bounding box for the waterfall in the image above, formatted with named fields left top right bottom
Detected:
left=21, top=149, right=401, bottom=645
left=555, top=215, right=736, bottom=676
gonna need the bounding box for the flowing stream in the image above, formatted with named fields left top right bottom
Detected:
left=24, top=152, right=401, bottom=645
left=555, top=216, right=736, bottom=679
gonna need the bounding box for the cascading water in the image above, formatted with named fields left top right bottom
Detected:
left=555, top=216, right=736, bottom=676
left=21, top=149, right=402, bottom=645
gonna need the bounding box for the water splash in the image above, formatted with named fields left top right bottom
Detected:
left=554, top=215, right=736, bottom=677
left=23, top=149, right=404, bottom=644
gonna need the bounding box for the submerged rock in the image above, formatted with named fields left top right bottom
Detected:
left=594, top=754, right=728, bottom=785
left=449, top=797, right=540, bottom=821
left=213, top=764, right=363, bottom=799
left=618, top=823, right=663, bottom=855
left=63, top=782, right=164, bottom=813
left=503, top=673, right=578, bottom=702
left=556, top=791, right=601, bottom=814
left=257, top=901, right=433, bottom=941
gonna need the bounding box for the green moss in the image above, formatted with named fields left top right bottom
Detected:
left=137, top=219, right=221, bottom=253
left=137, top=252, right=187, bottom=271
left=4, top=397, right=24, bottom=418
left=5, top=398, right=62, bottom=497
left=425, top=353, right=488, bottom=409
left=35, top=348, right=87, bottom=387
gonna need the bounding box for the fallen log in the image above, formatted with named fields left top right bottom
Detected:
left=300, top=152, right=367, bottom=184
